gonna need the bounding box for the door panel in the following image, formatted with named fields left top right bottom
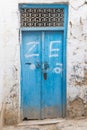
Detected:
left=21, top=31, right=64, bottom=119
left=21, top=31, right=42, bottom=119
left=42, top=31, right=63, bottom=118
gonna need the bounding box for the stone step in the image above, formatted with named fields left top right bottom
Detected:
left=18, top=118, right=65, bottom=126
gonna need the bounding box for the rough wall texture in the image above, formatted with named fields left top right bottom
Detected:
left=67, top=0, right=87, bottom=118
left=0, top=0, right=87, bottom=126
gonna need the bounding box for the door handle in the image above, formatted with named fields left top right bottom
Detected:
left=25, top=62, right=41, bottom=69
left=42, top=62, right=49, bottom=80
left=44, top=62, right=49, bottom=70
left=42, top=62, right=49, bottom=71
left=25, top=63, right=31, bottom=65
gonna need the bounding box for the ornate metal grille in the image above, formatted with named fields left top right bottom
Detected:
left=20, top=8, right=64, bottom=27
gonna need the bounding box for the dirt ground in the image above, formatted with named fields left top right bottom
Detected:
left=2, top=117, right=87, bottom=130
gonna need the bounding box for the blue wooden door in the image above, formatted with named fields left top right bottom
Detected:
left=21, top=31, right=42, bottom=119
left=21, top=31, right=63, bottom=119
left=41, top=31, right=63, bottom=118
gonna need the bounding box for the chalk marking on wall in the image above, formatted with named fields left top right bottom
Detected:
left=25, top=42, right=39, bottom=58
left=49, top=41, right=61, bottom=58
left=53, top=63, right=62, bottom=74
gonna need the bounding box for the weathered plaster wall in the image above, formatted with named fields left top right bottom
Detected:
left=67, top=0, right=87, bottom=117
left=0, top=0, right=87, bottom=126
left=0, top=0, right=20, bottom=125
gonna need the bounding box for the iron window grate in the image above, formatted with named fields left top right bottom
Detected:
left=20, top=8, right=64, bottom=27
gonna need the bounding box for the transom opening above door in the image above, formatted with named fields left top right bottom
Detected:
left=20, top=8, right=64, bottom=27
left=19, top=4, right=68, bottom=30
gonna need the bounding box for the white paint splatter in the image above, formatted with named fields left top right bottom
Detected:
left=53, top=63, right=62, bottom=74
left=29, top=64, right=36, bottom=70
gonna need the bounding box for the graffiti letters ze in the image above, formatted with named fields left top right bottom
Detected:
left=25, top=41, right=39, bottom=58
left=49, top=41, right=62, bottom=74
left=25, top=40, right=62, bottom=74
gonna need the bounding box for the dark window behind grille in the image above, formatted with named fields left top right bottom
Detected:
left=20, top=8, right=64, bottom=27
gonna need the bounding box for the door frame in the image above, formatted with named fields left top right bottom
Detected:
left=19, top=4, right=68, bottom=119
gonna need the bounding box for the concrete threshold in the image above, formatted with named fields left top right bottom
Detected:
left=18, top=118, right=65, bottom=126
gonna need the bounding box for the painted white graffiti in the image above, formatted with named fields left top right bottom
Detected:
left=49, top=41, right=61, bottom=58
left=53, top=63, right=62, bottom=74
left=25, top=42, right=39, bottom=58
left=29, top=64, right=36, bottom=70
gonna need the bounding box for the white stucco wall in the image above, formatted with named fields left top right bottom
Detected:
left=0, top=0, right=87, bottom=125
